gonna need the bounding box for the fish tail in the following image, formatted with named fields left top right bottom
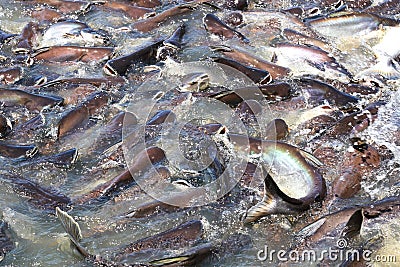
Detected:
left=55, top=207, right=90, bottom=258
left=355, top=60, right=400, bottom=81
left=243, top=196, right=276, bottom=224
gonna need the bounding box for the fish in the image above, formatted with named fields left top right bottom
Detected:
left=203, top=13, right=249, bottom=43
left=211, top=45, right=291, bottom=79
left=298, top=78, right=359, bottom=110
left=213, top=57, right=272, bottom=84
left=219, top=134, right=326, bottom=223
left=29, top=7, right=63, bottom=23
left=258, top=82, right=292, bottom=101
left=56, top=207, right=206, bottom=266
left=308, top=12, right=399, bottom=38
left=41, top=76, right=127, bottom=88
left=15, top=22, right=40, bottom=53
left=156, top=24, right=186, bottom=61
left=0, top=143, right=38, bottom=159
left=270, top=43, right=352, bottom=81
left=2, top=176, right=71, bottom=212
left=295, top=196, right=400, bottom=248
left=0, top=114, right=12, bottom=138
left=0, top=220, right=15, bottom=264
left=131, top=3, right=196, bottom=33
left=33, top=46, right=114, bottom=63
left=0, top=67, right=23, bottom=84
left=129, top=0, right=161, bottom=8
left=103, top=39, right=164, bottom=76
left=148, top=243, right=213, bottom=266
left=57, top=91, right=109, bottom=138
left=75, top=146, right=167, bottom=203
left=355, top=25, right=400, bottom=80
left=114, top=220, right=203, bottom=261
left=19, top=148, right=79, bottom=168
left=39, top=20, right=108, bottom=47
left=332, top=141, right=380, bottom=199
left=102, top=2, right=154, bottom=20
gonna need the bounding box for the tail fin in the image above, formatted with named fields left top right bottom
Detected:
left=55, top=207, right=90, bottom=258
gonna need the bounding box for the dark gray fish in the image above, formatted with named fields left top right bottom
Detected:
left=214, top=57, right=272, bottom=84
left=157, top=25, right=186, bottom=61
left=298, top=78, right=359, bottom=110
left=203, top=13, right=249, bottom=43
left=0, top=88, right=63, bottom=111
left=149, top=243, right=213, bottom=266
left=57, top=91, right=109, bottom=138
left=20, top=148, right=79, bottom=168
left=0, top=143, right=38, bottom=159
left=0, top=114, right=12, bottom=138
left=114, top=220, right=203, bottom=261
left=15, top=22, right=40, bottom=53
left=104, top=39, right=164, bottom=76
left=3, top=176, right=71, bottom=212
left=146, top=110, right=176, bottom=125
left=56, top=207, right=205, bottom=266
left=0, top=220, right=15, bottom=264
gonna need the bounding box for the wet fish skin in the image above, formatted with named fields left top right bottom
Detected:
left=211, top=45, right=291, bottom=79
left=104, top=39, right=164, bottom=76
left=131, top=3, right=195, bottom=33
left=149, top=243, right=213, bottom=266
left=308, top=12, right=399, bottom=38
left=33, top=46, right=113, bottom=63
left=214, top=57, right=272, bottom=85
left=15, top=22, right=40, bottom=53
left=75, top=147, right=167, bottom=203
left=57, top=91, right=109, bottom=138
left=3, top=176, right=71, bottom=212
left=0, top=114, right=12, bottom=138
left=102, top=2, right=154, bottom=20
left=258, top=82, right=292, bottom=100
left=0, top=143, right=38, bottom=159
left=298, top=78, right=359, bottom=110
left=115, top=220, right=203, bottom=260
left=157, top=25, right=186, bottom=61
left=0, top=67, right=23, bottom=85
left=203, top=13, right=249, bottom=43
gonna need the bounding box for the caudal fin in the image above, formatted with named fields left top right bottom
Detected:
left=55, top=207, right=90, bottom=258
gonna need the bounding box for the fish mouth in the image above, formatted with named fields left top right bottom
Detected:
left=103, top=62, right=118, bottom=76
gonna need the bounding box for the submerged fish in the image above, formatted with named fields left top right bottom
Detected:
left=0, top=220, right=15, bottom=264
left=56, top=207, right=208, bottom=266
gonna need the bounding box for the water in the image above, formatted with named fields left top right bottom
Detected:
left=1, top=0, right=400, bottom=266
